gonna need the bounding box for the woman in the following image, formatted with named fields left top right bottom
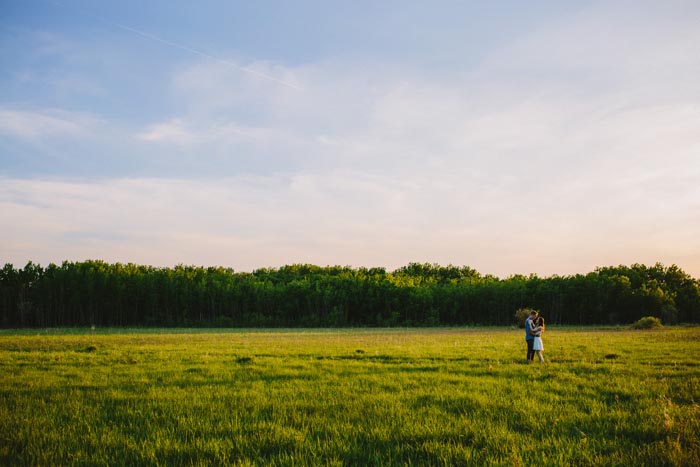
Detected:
left=532, top=316, right=545, bottom=363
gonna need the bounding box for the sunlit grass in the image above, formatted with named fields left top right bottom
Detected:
left=1, top=327, right=699, bottom=466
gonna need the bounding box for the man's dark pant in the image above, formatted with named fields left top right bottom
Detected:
left=526, top=339, right=535, bottom=361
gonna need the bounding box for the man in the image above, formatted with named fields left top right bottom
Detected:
left=525, top=310, right=538, bottom=362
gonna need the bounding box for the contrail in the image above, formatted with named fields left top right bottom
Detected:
left=49, top=0, right=303, bottom=90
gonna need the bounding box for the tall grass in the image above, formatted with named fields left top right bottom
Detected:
left=1, top=327, right=698, bottom=466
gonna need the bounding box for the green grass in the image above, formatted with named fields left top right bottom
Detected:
left=1, top=327, right=699, bottom=466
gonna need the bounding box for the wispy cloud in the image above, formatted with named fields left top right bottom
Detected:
left=136, top=118, right=195, bottom=144
left=136, top=117, right=300, bottom=146
left=0, top=107, right=101, bottom=140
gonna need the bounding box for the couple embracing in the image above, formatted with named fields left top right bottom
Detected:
left=525, top=310, right=545, bottom=363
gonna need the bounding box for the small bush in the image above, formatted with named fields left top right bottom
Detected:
left=514, top=308, right=539, bottom=328
left=630, top=316, right=663, bottom=330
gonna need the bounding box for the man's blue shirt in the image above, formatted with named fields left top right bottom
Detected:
left=525, top=317, right=534, bottom=341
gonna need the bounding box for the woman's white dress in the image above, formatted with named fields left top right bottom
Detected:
left=533, top=335, right=543, bottom=351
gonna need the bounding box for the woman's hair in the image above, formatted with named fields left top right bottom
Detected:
left=537, top=317, right=545, bottom=328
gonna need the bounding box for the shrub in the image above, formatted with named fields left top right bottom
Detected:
left=514, top=308, right=539, bottom=328
left=630, top=316, right=663, bottom=329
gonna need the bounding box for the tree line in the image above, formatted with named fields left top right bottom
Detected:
left=1, top=261, right=699, bottom=328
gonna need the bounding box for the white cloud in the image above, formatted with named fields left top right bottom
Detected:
left=0, top=108, right=101, bottom=140
left=136, top=117, right=300, bottom=146
left=137, top=118, right=196, bottom=143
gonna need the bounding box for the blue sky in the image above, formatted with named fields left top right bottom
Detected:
left=1, top=0, right=699, bottom=277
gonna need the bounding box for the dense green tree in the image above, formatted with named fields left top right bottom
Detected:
left=1, top=261, right=698, bottom=327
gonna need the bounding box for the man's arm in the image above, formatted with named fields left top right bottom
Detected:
left=527, top=319, right=537, bottom=334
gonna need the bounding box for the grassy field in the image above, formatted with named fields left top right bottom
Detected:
left=1, top=327, right=699, bottom=466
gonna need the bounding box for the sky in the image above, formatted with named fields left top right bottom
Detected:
left=1, top=0, right=699, bottom=277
